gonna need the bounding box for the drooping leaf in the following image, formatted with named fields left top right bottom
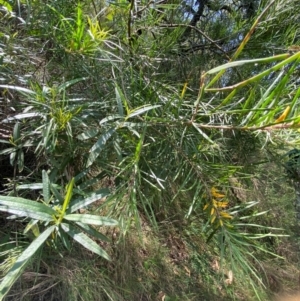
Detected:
left=76, top=128, right=99, bottom=140
left=76, top=222, right=111, bottom=242
left=192, top=123, right=215, bottom=144
left=0, top=85, right=35, bottom=95
left=0, top=146, right=15, bottom=156
left=86, top=127, right=117, bottom=167
left=24, top=219, right=40, bottom=237
left=68, top=189, right=110, bottom=213
left=0, top=225, right=56, bottom=300
left=57, top=226, right=72, bottom=250
left=57, top=78, right=87, bottom=92
left=61, top=223, right=110, bottom=260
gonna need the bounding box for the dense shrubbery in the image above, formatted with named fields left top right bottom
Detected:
left=0, top=0, right=300, bottom=300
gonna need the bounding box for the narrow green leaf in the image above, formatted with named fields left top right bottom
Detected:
left=24, top=219, right=40, bottom=237
left=17, top=149, right=24, bottom=173
left=206, top=53, right=290, bottom=74
left=0, top=0, right=13, bottom=11
left=57, top=226, right=72, bottom=250
left=0, top=85, right=35, bottom=95
left=50, top=184, right=64, bottom=203
left=76, top=128, right=99, bottom=140
left=9, top=151, right=16, bottom=166
left=61, top=223, right=110, bottom=260
left=76, top=171, right=108, bottom=191
left=0, top=140, right=11, bottom=145
left=127, top=105, right=161, bottom=119
left=0, top=225, right=55, bottom=300
left=16, top=183, right=59, bottom=191
left=2, top=112, right=41, bottom=123
left=0, top=147, right=16, bottom=155
left=86, top=127, right=116, bottom=167
left=115, top=86, right=124, bottom=117
left=42, top=170, right=50, bottom=204
left=115, top=84, right=129, bottom=115
left=57, top=78, right=87, bottom=93
left=0, top=196, right=56, bottom=221
left=192, top=123, right=215, bottom=144
left=76, top=222, right=110, bottom=242
left=13, top=123, right=20, bottom=142
left=99, top=115, right=122, bottom=125
left=58, top=178, right=75, bottom=223
left=64, top=214, right=118, bottom=226
left=69, top=189, right=110, bottom=213
left=239, top=210, right=269, bottom=219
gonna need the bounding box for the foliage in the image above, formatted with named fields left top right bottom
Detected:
left=0, top=0, right=300, bottom=299
left=0, top=172, right=117, bottom=300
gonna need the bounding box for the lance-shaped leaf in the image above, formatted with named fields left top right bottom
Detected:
left=0, top=196, right=56, bottom=221
left=86, top=127, right=116, bottom=167
left=0, top=225, right=56, bottom=300
left=60, top=223, right=110, bottom=260
left=41, top=175, right=50, bottom=208
left=76, top=128, right=99, bottom=140
left=76, top=222, right=110, bottom=242
left=206, top=53, right=290, bottom=74
left=126, top=105, right=161, bottom=119
left=68, top=189, right=110, bottom=213
left=115, top=85, right=125, bottom=116
left=16, top=183, right=59, bottom=191
left=64, top=213, right=118, bottom=226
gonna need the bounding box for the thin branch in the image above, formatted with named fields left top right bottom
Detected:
left=180, top=0, right=208, bottom=40
left=159, top=23, right=230, bottom=60
left=191, top=121, right=299, bottom=132
left=128, top=0, right=135, bottom=47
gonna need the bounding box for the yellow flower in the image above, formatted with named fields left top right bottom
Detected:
left=211, top=187, right=225, bottom=198
left=216, top=201, right=229, bottom=208
left=211, top=215, right=217, bottom=224
left=210, top=207, right=215, bottom=215
left=275, top=106, right=290, bottom=123
left=220, top=211, right=233, bottom=219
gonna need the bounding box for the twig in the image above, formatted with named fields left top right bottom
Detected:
left=128, top=0, right=135, bottom=47
left=159, top=23, right=230, bottom=60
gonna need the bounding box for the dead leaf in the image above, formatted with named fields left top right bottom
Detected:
left=225, top=270, right=233, bottom=285
left=211, top=259, right=220, bottom=272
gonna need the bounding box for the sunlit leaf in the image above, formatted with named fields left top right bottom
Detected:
left=126, top=105, right=161, bottom=119
left=69, top=189, right=110, bottom=213
left=0, top=196, right=56, bottom=221
left=76, top=128, right=99, bottom=140
left=206, top=53, right=290, bottom=75
left=275, top=105, right=291, bottom=123
left=0, top=225, right=55, bottom=300
left=61, top=223, right=110, bottom=260
left=64, top=213, right=118, bottom=226
left=42, top=170, right=51, bottom=204
left=86, top=127, right=117, bottom=167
